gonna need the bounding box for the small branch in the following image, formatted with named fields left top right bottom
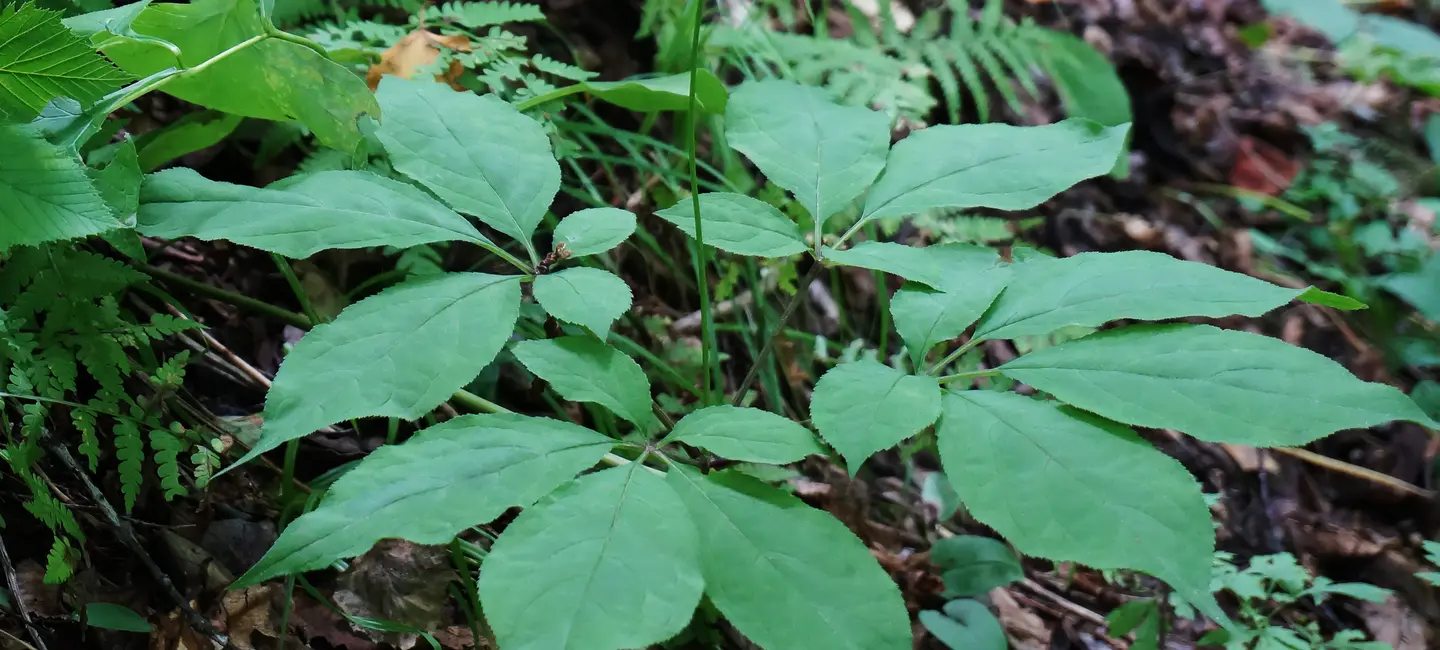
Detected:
left=0, top=533, right=50, bottom=650
left=936, top=368, right=1001, bottom=385
left=137, top=264, right=312, bottom=328
left=731, top=262, right=826, bottom=406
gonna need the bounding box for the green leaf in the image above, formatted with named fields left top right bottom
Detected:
left=82, top=602, right=152, bottom=633
left=512, top=336, right=659, bottom=432
left=667, top=468, right=912, bottom=650
left=1298, top=287, right=1366, bottom=311
left=137, top=168, right=489, bottom=258
left=375, top=77, right=559, bottom=249
left=973, top=251, right=1302, bottom=341
left=999, top=324, right=1436, bottom=446
left=822, top=242, right=1001, bottom=293
left=891, top=272, right=1008, bottom=366
left=88, top=137, right=142, bottom=222
left=1261, top=0, right=1358, bottom=42
left=655, top=192, right=808, bottom=257
left=480, top=463, right=703, bottom=650
left=937, top=390, right=1219, bottom=619
left=0, top=122, right=120, bottom=252
left=860, top=119, right=1130, bottom=223
left=930, top=536, right=1023, bottom=597
left=235, top=413, right=613, bottom=586
left=919, top=600, right=1006, bottom=650
left=661, top=405, right=824, bottom=464
left=97, top=0, right=378, bottom=152
left=231, top=273, right=522, bottom=468
left=583, top=69, right=727, bottom=113
left=724, top=80, right=890, bottom=223
left=811, top=360, right=941, bottom=471
left=1381, top=253, right=1440, bottom=321
left=552, top=207, right=636, bottom=257
left=0, top=2, right=133, bottom=121
left=134, top=109, right=243, bottom=172
left=1034, top=32, right=1132, bottom=129
left=533, top=267, right=631, bottom=337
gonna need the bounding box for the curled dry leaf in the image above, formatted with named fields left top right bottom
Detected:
left=334, top=539, right=450, bottom=649
left=366, top=29, right=473, bottom=91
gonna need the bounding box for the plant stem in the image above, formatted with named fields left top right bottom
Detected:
left=271, top=254, right=324, bottom=325
left=683, top=0, right=715, bottom=405
left=137, top=264, right=312, bottom=328
left=452, top=389, right=656, bottom=474
left=730, top=261, right=825, bottom=406
left=927, top=337, right=981, bottom=376
left=936, top=368, right=1001, bottom=385
left=514, top=84, right=587, bottom=112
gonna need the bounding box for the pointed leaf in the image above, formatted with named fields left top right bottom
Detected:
left=860, top=119, right=1130, bottom=222
left=0, top=3, right=133, bottom=121
left=81, top=603, right=152, bottom=633
left=656, top=192, right=808, bottom=257
left=236, top=413, right=613, bottom=586
left=479, top=464, right=703, bottom=650
left=552, top=207, right=636, bottom=257
left=137, top=169, right=489, bottom=257
left=1, top=123, right=119, bottom=252
left=134, top=109, right=243, bottom=172
left=583, top=69, right=727, bottom=113
left=891, top=271, right=1008, bottom=365
left=375, top=77, right=559, bottom=247
left=930, top=536, right=1023, bottom=597
left=512, top=336, right=659, bottom=432
left=88, top=137, right=141, bottom=222
left=937, top=390, right=1218, bottom=618
left=811, top=360, right=941, bottom=470
left=233, top=273, right=522, bottom=467
left=1000, top=324, right=1437, bottom=446
left=724, top=80, right=890, bottom=223
left=973, top=251, right=1302, bottom=341
left=661, top=405, right=824, bottom=464
left=667, top=468, right=912, bottom=650
left=822, top=242, right=1000, bottom=293
left=920, top=600, right=1006, bottom=650
left=533, top=267, right=631, bottom=337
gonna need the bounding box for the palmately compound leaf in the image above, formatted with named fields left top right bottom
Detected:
left=821, top=242, right=1001, bottom=293
left=479, top=463, right=703, bottom=650
left=920, top=600, right=1007, bottom=650
left=512, top=336, right=659, bottom=433
left=375, top=77, right=559, bottom=250
left=92, top=0, right=377, bottom=152
left=0, top=123, right=120, bottom=252
left=583, top=69, right=728, bottom=113
left=668, top=467, right=912, bottom=650
left=0, top=3, right=133, bottom=121
left=655, top=192, right=808, bottom=257
left=811, top=360, right=941, bottom=471
left=661, top=405, right=824, bottom=464
left=973, top=251, right=1302, bottom=342
left=137, top=169, right=489, bottom=258
left=1000, top=324, right=1437, bottom=446
left=235, top=414, right=613, bottom=586
left=860, top=119, right=1130, bottom=223
left=937, top=390, right=1220, bottom=621
left=725, top=80, right=890, bottom=224
left=533, top=267, right=632, bottom=337
left=231, top=273, right=522, bottom=469
left=892, top=271, right=1009, bottom=366
left=930, top=535, right=1023, bottom=597
left=551, top=207, right=637, bottom=257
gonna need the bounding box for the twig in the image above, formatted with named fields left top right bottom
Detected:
left=1270, top=446, right=1434, bottom=499
left=731, top=262, right=826, bottom=406
left=0, top=532, right=50, bottom=650
left=43, top=440, right=234, bottom=649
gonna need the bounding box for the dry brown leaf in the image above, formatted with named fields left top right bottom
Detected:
left=334, top=539, right=450, bottom=649
left=148, top=608, right=213, bottom=650
left=1361, top=595, right=1429, bottom=650
left=366, top=29, right=473, bottom=91
left=215, top=585, right=278, bottom=650
left=990, top=587, right=1048, bottom=650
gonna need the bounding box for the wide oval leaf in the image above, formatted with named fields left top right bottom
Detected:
left=375, top=77, right=559, bottom=248
left=512, top=336, right=659, bottom=432
left=235, top=414, right=613, bottom=586
left=973, top=251, right=1302, bottom=342
left=0, top=123, right=120, bottom=252
left=725, top=80, right=890, bottom=224
left=930, top=536, right=1023, bottom=597
left=534, top=267, right=632, bottom=337
left=232, top=273, right=522, bottom=468
left=667, top=468, right=912, bottom=650
left=583, top=69, right=728, bottom=113
left=937, top=390, right=1219, bottom=620
left=479, top=463, right=703, bottom=650
left=860, top=119, right=1130, bottom=222
left=891, top=271, right=1008, bottom=366
left=811, top=360, right=941, bottom=471
left=661, top=405, right=824, bottom=464
left=656, top=192, right=808, bottom=257
left=920, top=601, right=1006, bottom=650
left=1000, top=324, right=1437, bottom=446
left=137, top=169, right=488, bottom=257
left=821, top=242, right=1001, bottom=293
left=552, top=207, right=637, bottom=257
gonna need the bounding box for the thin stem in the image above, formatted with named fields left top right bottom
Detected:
left=264, top=26, right=331, bottom=59
left=137, top=264, right=312, bottom=328
left=514, top=84, right=587, bottom=112
left=684, top=0, right=714, bottom=405
left=936, top=368, right=1001, bottom=385
left=927, top=337, right=982, bottom=376
left=271, top=254, right=324, bottom=325
left=730, top=262, right=825, bottom=406
left=451, top=389, right=655, bottom=474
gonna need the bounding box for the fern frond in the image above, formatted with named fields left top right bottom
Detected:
left=423, top=1, right=543, bottom=29
left=72, top=407, right=100, bottom=471
left=149, top=427, right=186, bottom=502
left=115, top=418, right=144, bottom=513
left=42, top=536, right=75, bottom=584
left=153, top=350, right=190, bottom=387
left=191, top=441, right=220, bottom=490
left=530, top=54, right=596, bottom=82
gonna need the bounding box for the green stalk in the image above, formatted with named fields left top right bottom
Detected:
left=683, top=0, right=715, bottom=405
left=271, top=253, right=324, bottom=326
left=730, top=262, right=825, bottom=406
left=135, top=264, right=312, bottom=328
left=936, top=368, right=1001, bottom=385
left=927, top=337, right=982, bottom=376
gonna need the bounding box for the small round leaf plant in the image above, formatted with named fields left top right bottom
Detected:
left=135, top=76, right=1432, bottom=650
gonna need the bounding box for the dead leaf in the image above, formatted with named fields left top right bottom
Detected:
left=990, top=587, right=1048, bottom=650
left=1361, top=595, right=1429, bottom=650
left=215, top=586, right=277, bottom=650
left=148, top=607, right=213, bottom=650
left=366, top=29, right=472, bottom=91
left=333, top=539, right=450, bottom=649
left=1229, top=136, right=1300, bottom=196
left=293, top=594, right=377, bottom=650
left=13, top=560, right=61, bottom=617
